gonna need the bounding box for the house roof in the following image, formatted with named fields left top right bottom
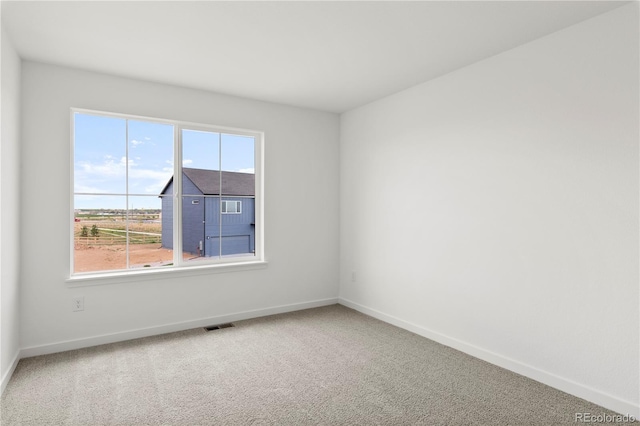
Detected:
left=161, top=168, right=255, bottom=196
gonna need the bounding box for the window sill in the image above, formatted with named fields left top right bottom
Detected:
left=66, top=259, right=268, bottom=287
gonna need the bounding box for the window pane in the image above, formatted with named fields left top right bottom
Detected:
left=221, top=198, right=255, bottom=257
left=127, top=120, right=174, bottom=195
left=180, top=195, right=206, bottom=260
left=221, top=200, right=239, bottom=214
left=202, top=196, right=219, bottom=258
left=74, top=113, right=127, bottom=194
left=127, top=196, right=170, bottom=269
left=182, top=129, right=220, bottom=169
left=181, top=129, right=221, bottom=262
left=73, top=195, right=127, bottom=273
left=221, top=133, right=254, bottom=173
left=221, top=134, right=255, bottom=257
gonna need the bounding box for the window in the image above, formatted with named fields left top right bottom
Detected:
left=72, top=109, right=263, bottom=276
left=221, top=200, right=241, bottom=214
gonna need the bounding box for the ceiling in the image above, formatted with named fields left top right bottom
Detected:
left=1, top=1, right=628, bottom=113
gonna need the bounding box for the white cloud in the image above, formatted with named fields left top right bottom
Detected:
left=75, top=155, right=172, bottom=195
left=128, top=168, right=170, bottom=180
left=166, top=159, right=193, bottom=167
left=76, top=157, right=123, bottom=177
left=144, top=182, right=169, bottom=194
left=130, top=139, right=144, bottom=146
left=237, top=168, right=255, bottom=174
left=144, top=137, right=151, bottom=141
left=74, top=184, right=108, bottom=194
left=120, top=156, right=136, bottom=167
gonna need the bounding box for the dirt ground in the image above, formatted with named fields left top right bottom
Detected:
left=74, top=244, right=178, bottom=273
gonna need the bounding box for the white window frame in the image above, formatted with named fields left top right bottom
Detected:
left=68, top=108, right=265, bottom=283
left=221, top=200, right=242, bottom=214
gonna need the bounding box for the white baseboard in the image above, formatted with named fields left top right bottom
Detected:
left=338, top=297, right=639, bottom=419
left=20, top=297, right=339, bottom=359
left=1, top=351, right=20, bottom=395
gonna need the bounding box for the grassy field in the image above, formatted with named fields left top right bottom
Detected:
left=74, top=220, right=162, bottom=245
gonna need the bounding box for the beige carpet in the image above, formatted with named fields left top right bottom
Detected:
left=0, top=305, right=628, bottom=425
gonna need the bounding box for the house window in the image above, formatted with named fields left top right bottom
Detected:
left=72, top=109, right=263, bottom=276
left=221, top=200, right=241, bottom=214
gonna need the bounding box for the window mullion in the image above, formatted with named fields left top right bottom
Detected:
left=218, top=132, right=222, bottom=259
left=125, top=119, right=130, bottom=269
left=173, top=125, right=182, bottom=266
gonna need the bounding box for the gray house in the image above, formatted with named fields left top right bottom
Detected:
left=160, top=168, right=255, bottom=257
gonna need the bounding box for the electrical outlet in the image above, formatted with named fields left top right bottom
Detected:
left=72, top=296, right=84, bottom=312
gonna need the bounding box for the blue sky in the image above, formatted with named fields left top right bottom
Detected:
left=74, top=113, right=254, bottom=209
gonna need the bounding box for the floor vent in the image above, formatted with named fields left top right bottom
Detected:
left=204, top=323, right=235, bottom=331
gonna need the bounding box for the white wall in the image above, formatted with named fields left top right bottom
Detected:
left=20, top=62, right=340, bottom=352
left=1, top=28, right=22, bottom=390
left=340, top=4, right=639, bottom=417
